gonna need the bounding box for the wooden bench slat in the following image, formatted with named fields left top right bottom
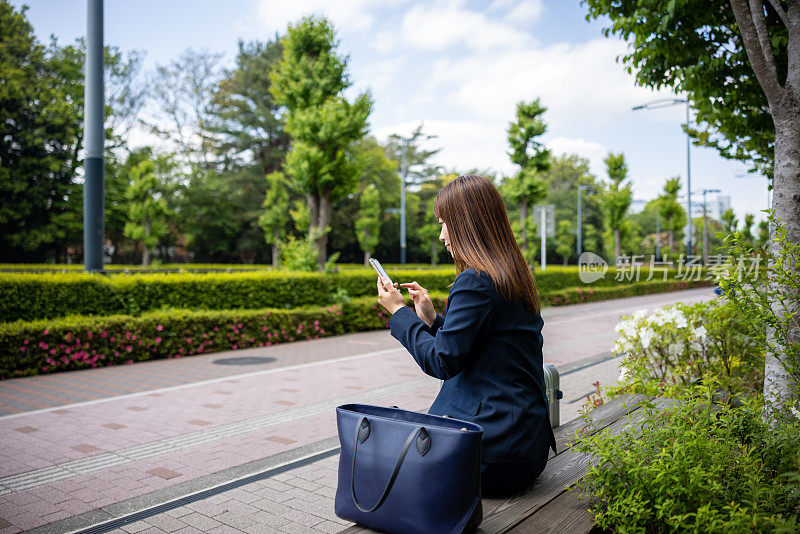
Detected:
left=506, top=490, right=594, bottom=534
left=551, top=394, right=651, bottom=458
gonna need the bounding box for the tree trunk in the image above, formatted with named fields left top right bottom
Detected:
left=272, top=227, right=280, bottom=267
left=520, top=197, right=528, bottom=252
left=431, top=241, right=438, bottom=265
left=764, top=106, right=800, bottom=412
left=614, top=227, right=621, bottom=265
left=316, top=191, right=332, bottom=271
left=306, top=192, right=320, bottom=233
left=364, top=249, right=370, bottom=267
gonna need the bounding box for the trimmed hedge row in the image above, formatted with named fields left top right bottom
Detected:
left=0, top=279, right=711, bottom=378
left=0, top=266, right=706, bottom=322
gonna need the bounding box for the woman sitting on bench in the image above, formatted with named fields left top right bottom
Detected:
left=377, top=174, right=556, bottom=497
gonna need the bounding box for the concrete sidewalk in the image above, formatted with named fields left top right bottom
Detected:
left=0, top=287, right=715, bottom=533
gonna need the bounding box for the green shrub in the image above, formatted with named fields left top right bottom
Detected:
left=541, top=279, right=711, bottom=307
left=574, top=385, right=800, bottom=533
left=0, top=280, right=707, bottom=379
left=0, top=268, right=709, bottom=323
left=279, top=235, right=320, bottom=271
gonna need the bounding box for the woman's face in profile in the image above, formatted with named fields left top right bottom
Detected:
left=438, top=218, right=452, bottom=257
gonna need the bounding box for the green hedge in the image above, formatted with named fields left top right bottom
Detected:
left=0, top=266, right=708, bottom=322
left=0, top=279, right=711, bottom=379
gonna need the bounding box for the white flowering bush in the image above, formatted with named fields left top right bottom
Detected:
left=612, top=299, right=763, bottom=396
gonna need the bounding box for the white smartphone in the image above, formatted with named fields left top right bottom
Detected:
left=369, top=258, right=393, bottom=286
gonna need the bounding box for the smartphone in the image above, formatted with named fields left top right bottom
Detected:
left=369, top=258, right=393, bottom=286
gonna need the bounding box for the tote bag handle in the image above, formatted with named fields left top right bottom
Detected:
left=350, top=416, right=430, bottom=513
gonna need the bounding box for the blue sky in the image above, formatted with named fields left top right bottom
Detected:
left=18, top=0, right=770, bottom=225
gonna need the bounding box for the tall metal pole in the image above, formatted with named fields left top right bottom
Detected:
left=399, top=143, right=407, bottom=265
left=685, top=101, right=693, bottom=259
left=84, top=0, right=104, bottom=273
left=576, top=187, right=582, bottom=259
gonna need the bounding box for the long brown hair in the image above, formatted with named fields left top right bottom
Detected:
left=433, top=174, right=540, bottom=314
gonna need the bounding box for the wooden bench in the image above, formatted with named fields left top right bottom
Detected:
left=342, top=394, right=666, bottom=534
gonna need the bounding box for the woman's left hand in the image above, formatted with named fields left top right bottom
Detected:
left=377, top=277, right=406, bottom=315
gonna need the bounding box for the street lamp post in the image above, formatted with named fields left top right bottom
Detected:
left=398, top=133, right=437, bottom=265
left=84, top=0, right=105, bottom=273
left=632, top=98, right=694, bottom=260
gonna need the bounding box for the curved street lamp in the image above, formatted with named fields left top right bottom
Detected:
left=632, top=98, right=694, bottom=260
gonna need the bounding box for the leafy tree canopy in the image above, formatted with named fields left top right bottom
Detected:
left=582, top=0, right=785, bottom=174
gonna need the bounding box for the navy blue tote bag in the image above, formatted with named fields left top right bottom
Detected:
left=335, top=404, right=484, bottom=534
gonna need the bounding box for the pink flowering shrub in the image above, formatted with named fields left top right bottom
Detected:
left=1, top=305, right=346, bottom=378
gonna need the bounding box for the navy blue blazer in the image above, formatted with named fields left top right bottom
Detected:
left=389, top=267, right=556, bottom=463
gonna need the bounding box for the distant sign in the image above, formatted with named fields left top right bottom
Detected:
left=532, top=204, right=555, bottom=238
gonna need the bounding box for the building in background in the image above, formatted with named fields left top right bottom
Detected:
left=715, top=195, right=731, bottom=221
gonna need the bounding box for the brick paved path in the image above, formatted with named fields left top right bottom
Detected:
left=0, top=288, right=715, bottom=533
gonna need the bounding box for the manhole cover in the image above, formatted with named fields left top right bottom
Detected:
left=212, top=356, right=277, bottom=366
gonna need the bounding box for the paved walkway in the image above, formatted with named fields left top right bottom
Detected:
left=0, top=288, right=716, bottom=533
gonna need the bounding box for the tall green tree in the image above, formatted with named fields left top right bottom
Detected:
left=555, top=220, right=576, bottom=265
left=506, top=99, right=550, bottom=261
left=0, top=2, right=146, bottom=262
left=355, top=184, right=380, bottom=265
left=270, top=16, right=372, bottom=270
left=539, top=153, right=605, bottom=262
left=583, top=0, right=800, bottom=411
left=655, top=177, right=686, bottom=256
left=146, top=48, right=222, bottom=170
left=123, top=158, right=171, bottom=266
left=207, top=39, right=289, bottom=174
left=328, top=135, right=398, bottom=264
left=175, top=170, right=240, bottom=261
left=721, top=208, right=739, bottom=234
left=384, top=124, right=442, bottom=187
left=742, top=213, right=756, bottom=248
left=0, top=2, right=81, bottom=261
left=598, top=153, right=633, bottom=264
left=258, top=171, right=291, bottom=267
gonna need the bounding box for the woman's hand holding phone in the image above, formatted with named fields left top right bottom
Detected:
left=400, top=281, right=436, bottom=328
left=376, top=277, right=405, bottom=315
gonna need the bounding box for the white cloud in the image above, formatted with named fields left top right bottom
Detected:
left=353, top=55, right=407, bottom=92
left=429, top=38, right=675, bottom=128
left=396, top=0, right=534, bottom=52
left=249, top=0, right=386, bottom=36
left=488, top=0, right=544, bottom=23
left=502, top=0, right=544, bottom=24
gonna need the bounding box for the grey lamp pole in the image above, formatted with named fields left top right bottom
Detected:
left=632, top=98, right=694, bottom=260
left=84, top=0, right=104, bottom=273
